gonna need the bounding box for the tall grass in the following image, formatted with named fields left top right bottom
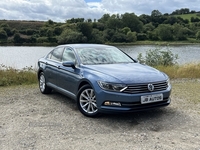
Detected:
left=0, top=64, right=37, bottom=86
left=0, top=63, right=200, bottom=86
left=155, top=63, right=200, bottom=79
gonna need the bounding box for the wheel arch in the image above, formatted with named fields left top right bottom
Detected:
left=37, top=69, right=43, bottom=80
left=78, top=80, right=91, bottom=91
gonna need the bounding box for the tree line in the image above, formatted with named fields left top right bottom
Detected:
left=0, top=8, right=200, bottom=45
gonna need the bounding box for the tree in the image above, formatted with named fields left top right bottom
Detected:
left=196, top=31, right=200, bottom=40
left=137, top=33, right=148, bottom=41
left=39, top=27, right=49, bottom=36
left=111, top=31, right=126, bottom=43
left=26, top=29, right=37, bottom=35
left=98, top=14, right=110, bottom=23
left=121, top=27, right=131, bottom=35
left=151, top=10, right=162, bottom=17
left=103, top=29, right=115, bottom=41
left=87, top=19, right=92, bottom=22
left=13, top=33, right=21, bottom=43
left=57, top=29, right=84, bottom=44
left=191, top=17, right=200, bottom=22
left=148, top=30, right=159, bottom=41
left=156, top=24, right=174, bottom=41
left=46, top=28, right=54, bottom=38
left=106, top=17, right=123, bottom=30
left=173, top=23, right=188, bottom=40
left=126, top=31, right=137, bottom=42
left=0, top=23, right=9, bottom=28
left=143, top=23, right=155, bottom=33
left=121, top=13, right=143, bottom=32
left=66, top=18, right=84, bottom=23
left=139, top=14, right=151, bottom=24
left=47, top=19, right=54, bottom=25
left=77, top=22, right=93, bottom=42
left=0, top=29, right=8, bottom=40
left=90, top=29, right=104, bottom=44
left=54, top=27, right=63, bottom=36
left=164, top=16, right=179, bottom=25
left=93, top=22, right=105, bottom=31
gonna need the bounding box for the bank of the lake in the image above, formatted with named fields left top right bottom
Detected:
left=1, top=40, right=200, bottom=47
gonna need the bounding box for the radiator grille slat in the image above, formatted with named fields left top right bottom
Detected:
left=123, top=81, right=168, bottom=94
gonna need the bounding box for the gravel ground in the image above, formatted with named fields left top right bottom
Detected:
left=0, top=79, right=200, bottom=150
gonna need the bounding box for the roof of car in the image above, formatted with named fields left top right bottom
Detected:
left=57, top=44, right=114, bottom=49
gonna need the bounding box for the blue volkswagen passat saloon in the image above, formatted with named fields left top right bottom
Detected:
left=38, top=44, right=171, bottom=117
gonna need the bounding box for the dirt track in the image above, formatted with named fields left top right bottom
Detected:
left=0, top=79, right=200, bottom=150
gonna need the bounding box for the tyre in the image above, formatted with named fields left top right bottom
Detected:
left=77, top=84, right=100, bottom=117
left=39, top=72, right=52, bottom=94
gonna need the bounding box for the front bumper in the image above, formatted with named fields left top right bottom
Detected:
left=95, top=87, right=171, bottom=113
left=100, top=98, right=170, bottom=113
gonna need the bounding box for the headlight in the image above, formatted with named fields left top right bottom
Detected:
left=167, top=79, right=171, bottom=87
left=97, top=81, right=127, bottom=92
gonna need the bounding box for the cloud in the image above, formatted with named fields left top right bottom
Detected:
left=0, top=0, right=199, bottom=22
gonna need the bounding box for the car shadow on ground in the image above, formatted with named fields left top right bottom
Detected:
left=44, top=90, right=189, bottom=133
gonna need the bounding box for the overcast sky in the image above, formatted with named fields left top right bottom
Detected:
left=0, top=0, right=199, bottom=22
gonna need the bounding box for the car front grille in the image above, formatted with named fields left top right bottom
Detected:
left=123, top=81, right=168, bottom=94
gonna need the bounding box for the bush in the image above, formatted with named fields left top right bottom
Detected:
left=0, top=29, right=8, bottom=40
left=0, top=64, right=37, bottom=86
left=137, top=46, right=178, bottom=66
left=57, top=29, right=84, bottom=44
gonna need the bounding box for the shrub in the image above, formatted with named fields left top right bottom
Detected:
left=0, top=29, right=8, bottom=40
left=137, top=46, right=178, bottom=66
left=0, top=64, right=37, bottom=86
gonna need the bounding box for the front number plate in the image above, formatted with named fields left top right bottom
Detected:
left=141, top=94, right=163, bottom=104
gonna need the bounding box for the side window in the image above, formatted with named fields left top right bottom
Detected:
left=51, top=47, right=64, bottom=62
left=46, top=52, right=52, bottom=59
left=62, top=48, right=76, bottom=62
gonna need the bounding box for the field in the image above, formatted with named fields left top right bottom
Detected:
left=173, top=13, right=200, bottom=21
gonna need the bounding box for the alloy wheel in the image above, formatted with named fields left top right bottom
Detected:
left=79, top=88, right=98, bottom=114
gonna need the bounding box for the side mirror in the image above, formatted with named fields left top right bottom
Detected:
left=62, top=61, right=75, bottom=69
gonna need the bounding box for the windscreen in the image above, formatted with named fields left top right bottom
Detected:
left=76, top=47, right=134, bottom=65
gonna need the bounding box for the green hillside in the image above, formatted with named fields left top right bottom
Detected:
left=1, top=10, right=200, bottom=46
left=173, top=13, right=200, bottom=22
left=0, top=20, right=45, bottom=30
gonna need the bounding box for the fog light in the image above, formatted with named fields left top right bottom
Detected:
left=104, top=101, right=111, bottom=105
left=104, top=101, right=121, bottom=106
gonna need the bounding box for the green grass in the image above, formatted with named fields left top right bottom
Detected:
left=173, top=13, right=200, bottom=22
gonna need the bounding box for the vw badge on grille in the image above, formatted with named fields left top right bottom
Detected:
left=148, top=84, right=154, bottom=92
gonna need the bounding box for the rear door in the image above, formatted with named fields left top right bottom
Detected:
left=45, top=47, right=64, bottom=87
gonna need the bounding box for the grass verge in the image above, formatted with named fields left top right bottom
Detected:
left=0, top=64, right=37, bottom=86
left=0, top=63, right=200, bottom=86
left=155, top=63, right=200, bottom=79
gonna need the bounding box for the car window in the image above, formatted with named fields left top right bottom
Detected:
left=76, top=47, right=134, bottom=65
left=50, top=47, right=64, bottom=62
left=62, top=48, right=76, bottom=62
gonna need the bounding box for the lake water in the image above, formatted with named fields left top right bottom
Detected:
left=0, top=45, right=200, bottom=69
